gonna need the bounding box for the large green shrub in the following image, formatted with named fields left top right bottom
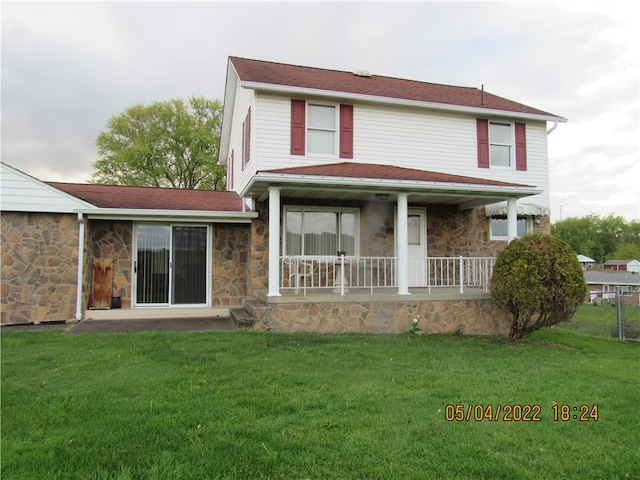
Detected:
left=491, top=233, right=587, bottom=339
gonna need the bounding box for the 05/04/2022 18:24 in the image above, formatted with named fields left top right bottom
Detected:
left=443, top=404, right=599, bottom=422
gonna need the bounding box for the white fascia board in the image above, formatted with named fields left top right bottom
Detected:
left=245, top=172, right=541, bottom=198
left=219, top=62, right=240, bottom=164
left=239, top=81, right=568, bottom=124
left=77, top=208, right=257, bottom=223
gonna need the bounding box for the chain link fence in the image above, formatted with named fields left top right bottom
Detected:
left=555, top=290, right=640, bottom=341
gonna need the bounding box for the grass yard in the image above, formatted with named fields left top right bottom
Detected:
left=556, top=303, right=640, bottom=339
left=1, top=328, right=638, bottom=480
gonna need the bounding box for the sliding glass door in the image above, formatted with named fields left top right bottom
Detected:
left=134, top=224, right=209, bottom=306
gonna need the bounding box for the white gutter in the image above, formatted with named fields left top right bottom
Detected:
left=75, top=212, right=85, bottom=321
left=239, top=81, right=568, bottom=124
left=75, top=208, right=258, bottom=223
left=243, top=172, right=541, bottom=198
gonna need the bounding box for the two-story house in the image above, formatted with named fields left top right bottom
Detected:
left=1, top=56, right=565, bottom=335
left=219, top=56, right=565, bottom=334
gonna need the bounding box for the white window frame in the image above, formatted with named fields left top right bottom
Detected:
left=489, top=120, right=514, bottom=169
left=489, top=215, right=532, bottom=241
left=283, top=205, right=360, bottom=256
left=306, top=102, right=338, bottom=157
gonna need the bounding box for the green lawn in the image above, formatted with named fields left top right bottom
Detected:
left=556, top=303, right=640, bottom=339
left=1, top=328, right=638, bottom=480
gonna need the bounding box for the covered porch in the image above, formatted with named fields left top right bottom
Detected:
left=241, top=163, right=540, bottom=299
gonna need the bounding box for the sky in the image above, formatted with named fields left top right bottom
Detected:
left=2, top=1, right=638, bottom=222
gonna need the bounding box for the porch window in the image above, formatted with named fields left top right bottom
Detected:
left=284, top=207, right=358, bottom=256
left=490, top=216, right=531, bottom=240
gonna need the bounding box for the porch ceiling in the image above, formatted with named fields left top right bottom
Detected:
left=245, top=164, right=541, bottom=209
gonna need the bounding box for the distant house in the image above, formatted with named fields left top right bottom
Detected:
left=585, top=270, right=640, bottom=305
left=577, top=254, right=595, bottom=271
left=602, top=259, right=640, bottom=274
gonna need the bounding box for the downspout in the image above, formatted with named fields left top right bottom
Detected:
left=546, top=121, right=558, bottom=135
left=75, top=212, right=85, bottom=321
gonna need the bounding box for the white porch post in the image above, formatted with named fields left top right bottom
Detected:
left=397, top=193, right=411, bottom=295
left=507, top=198, right=518, bottom=242
left=75, top=213, right=85, bottom=321
left=267, top=187, right=282, bottom=297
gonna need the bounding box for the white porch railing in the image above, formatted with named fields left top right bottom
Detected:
left=280, top=256, right=496, bottom=295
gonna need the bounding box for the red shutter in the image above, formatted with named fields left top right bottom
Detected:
left=477, top=119, right=489, bottom=168
left=515, top=122, right=527, bottom=171
left=339, top=104, right=354, bottom=159
left=291, top=99, right=305, bottom=155
left=241, top=120, right=245, bottom=171
left=229, top=149, right=234, bottom=189
left=245, top=108, right=251, bottom=167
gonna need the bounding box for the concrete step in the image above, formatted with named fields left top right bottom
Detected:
left=243, top=298, right=267, bottom=320
left=230, top=308, right=253, bottom=328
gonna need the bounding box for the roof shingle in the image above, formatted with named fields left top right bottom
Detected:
left=230, top=56, right=560, bottom=118
left=47, top=182, right=245, bottom=212
left=262, top=162, right=529, bottom=188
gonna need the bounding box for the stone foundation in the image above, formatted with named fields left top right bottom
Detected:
left=253, top=296, right=510, bottom=336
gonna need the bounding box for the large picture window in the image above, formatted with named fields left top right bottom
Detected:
left=284, top=207, right=357, bottom=256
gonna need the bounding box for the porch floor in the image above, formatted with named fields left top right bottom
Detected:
left=260, top=287, right=491, bottom=303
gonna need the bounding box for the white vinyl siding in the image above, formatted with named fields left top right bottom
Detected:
left=247, top=94, right=550, bottom=207
left=0, top=163, right=94, bottom=213
left=226, top=84, right=256, bottom=195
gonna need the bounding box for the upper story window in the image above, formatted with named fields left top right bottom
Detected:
left=291, top=100, right=353, bottom=159
left=307, top=104, right=337, bottom=155
left=477, top=119, right=527, bottom=171
left=489, top=122, right=513, bottom=167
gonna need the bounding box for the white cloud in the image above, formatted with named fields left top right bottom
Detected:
left=1, top=1, right=638, bottom=220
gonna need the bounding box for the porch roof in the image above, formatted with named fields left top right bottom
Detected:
left=48, top=182, right=257, bottom=222
left=243, top=162, right=541, bottom=209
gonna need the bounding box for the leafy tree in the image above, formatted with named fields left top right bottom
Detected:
left=620, top=219, right=640, bottom=248
left=491, top=233, right=586, bottom=339
left=552, top=214, right=640, bottom=263
left=612, top=243, right=640, bottom=260
left=91, top=97, right=226, bottom=190
left=595, top=214, right=626, bottom=261
left=551, top=216, right=601, bottom=260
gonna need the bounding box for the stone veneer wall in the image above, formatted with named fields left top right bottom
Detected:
left=254, top=298, right=510, bottom=336
left=212, top=224, right=251, bottom=306
left=88, top=220, right=133, bottom=308
left=1, top=212, right=79, bottom=324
